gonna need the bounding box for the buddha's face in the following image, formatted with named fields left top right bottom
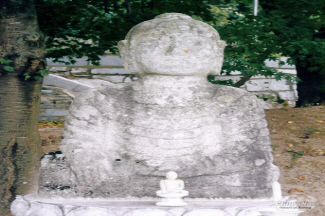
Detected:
left=166, top=171, right=178, bottom=180
left=135, top=30, right=218, bottom=75
left=119, top=14, right=226, bottom=76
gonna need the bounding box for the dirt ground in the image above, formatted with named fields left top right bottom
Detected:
left=265, top=106, right=325, bottom=215
left=39, top=106, right=325, bottom=215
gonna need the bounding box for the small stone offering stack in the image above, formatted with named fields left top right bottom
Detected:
left=11, top=13, right=298, bottom=216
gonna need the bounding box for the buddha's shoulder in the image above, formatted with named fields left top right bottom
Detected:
left=69, top=83, right=133, bottom=116
left=210, top=85, right=262, bottom=110
left=73, top=83, right=132, bottom=102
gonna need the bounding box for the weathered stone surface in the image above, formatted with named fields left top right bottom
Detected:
left=278, top=91, right=298, bottom=101
left=74, top=78, right=115, bottom=87
left=237, top=206, right=297, bottom=216
left=94, top=55, right=124, bottom=67
left=70, top=68, right=89, bottom=75
left=264, top=60, right=279, bottom=68
left=43, top=74, right=92, bottom=91
left=213, top=75, right=242, bottom=83
left=269, top=79, right=293, bottom=91
left=183, top=209, right=230, bottom=216
left=91, top=68, right=128, bottom=75
left=25, top=203, right=63, bottom=216
left=10, top=196, right=29, bottom=216
left=66, top=207, right=116, bottom=216
left=277, top=69, right=297, bottom=75
left=45, top=109, right=69, bottom=117
left=49, top=67, right=69, bottom=72
left=39, top=77, right=278, bottom=199
left=11, top=193, right=300, bottom=216
left=93, top=75, right=135, bottom=83
left=47, top=57, right=88, bottom=66
left=39, top=13, right=279, bottom=199
left=123, top=209, right=173, bottom=216
left=118, top=14, right=225, bottom=75
left=245, top=79, right=291, bottom=92
left=39, top=87, right=73, bottom=121
left=39, top=153, right=77, bottom=198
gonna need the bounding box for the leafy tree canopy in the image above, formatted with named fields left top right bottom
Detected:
left=36, top=0, right=215, bottom=64
left=34, top=0, right=325, bottom=104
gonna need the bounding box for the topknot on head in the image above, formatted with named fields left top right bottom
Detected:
left=154, top=13, right=192, bottom=20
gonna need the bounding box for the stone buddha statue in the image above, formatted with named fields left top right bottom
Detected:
left=156, top=171, right=188, bottom=206
left=39, top=13, right=279, bottom=200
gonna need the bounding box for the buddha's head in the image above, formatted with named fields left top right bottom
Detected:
left=118, top=13, right=226, bottom=76
left=166, top=171, right=178, bottom=180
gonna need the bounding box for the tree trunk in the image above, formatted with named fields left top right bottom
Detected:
left=0, top=75, right=43, bottom=214
left=0, top=0, right=45, bottom=214
left=296, top=58, right=325, bottom=106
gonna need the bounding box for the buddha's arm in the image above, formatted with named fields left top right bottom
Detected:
left=160, top=180, right=167, bottom=192
left=178, top=180, right=185, bottom=190
left=59, top=88, right=119, bottom=184
left=61, top=89, right=104, bottom=153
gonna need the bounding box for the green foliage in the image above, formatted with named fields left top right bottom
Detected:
left=34, top=0, right=300, bottom=87
left=256, top=95, right=275, bottom=101
left=0, top=58, right=12, bottom=64
left=276, top=97, right=285, bottom=104
left=256, top=94, right=285, bottom=104
left=257, top=1, right=325, bottom=75
left=0, top=58, right=14, bottom=72
left=36, top=0, right=215, bottom=65
left=213, top=3, right=296, bottom=82
left=23, top=69, right=50, bottom=81
left=0, top=56, right=49, bottom=80
left=207, top=75, right=234, bottom=86
left=2, top=66, right=14, bottom=72
left=287, top=150, right=304, bottom=160
left=39, top=69, right=50, bottom=77
left=304, top=128, right=318, bottom=134
left=33, top=0, right=325, bottom=92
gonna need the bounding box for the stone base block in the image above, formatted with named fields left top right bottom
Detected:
left=11, top=193, right=304, bottom=216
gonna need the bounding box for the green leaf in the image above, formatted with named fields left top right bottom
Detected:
left=296, top=151, right=304, bottom=156
left=0, top=58, right=12, bottom=64
left=34, top=76, right=43, bottom=81
left=23, top=72, right=31, bottom=80
left=276, top=98, right=285, bottom=104
left=3, top=66, right=14, bottom=72
left=39, top=69, right=50, bottom=77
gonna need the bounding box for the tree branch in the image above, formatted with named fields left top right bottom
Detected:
left=233, top=75, right=252, bottom=87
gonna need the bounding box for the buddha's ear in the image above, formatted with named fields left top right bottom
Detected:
left=118, top=40, right=127, bottom=59
left=209, top=40, right=227, bottom=75
left=217, top=40, right=227, bottom=49
left=118, top=40, right=141, bottom=74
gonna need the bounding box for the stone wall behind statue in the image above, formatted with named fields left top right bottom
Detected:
left=40, top=56, right=297, bottom=121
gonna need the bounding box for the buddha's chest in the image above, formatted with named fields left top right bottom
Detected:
left=122, top=98, right=218, bottom=135
left=117, top=99, right=223, bottom=159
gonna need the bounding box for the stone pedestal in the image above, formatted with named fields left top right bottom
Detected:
left=11, top=193, right=302, bottom=216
